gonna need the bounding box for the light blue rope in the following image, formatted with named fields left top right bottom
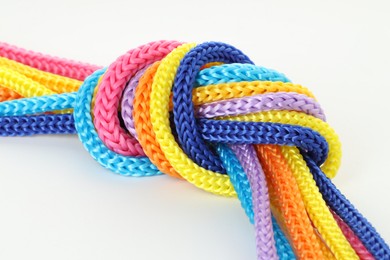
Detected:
left=206, top=64, right=295, bottom=259
left=196, top=63, right=290, bottom=87
left=0, top=64, right=289, bottom=117
left=73, top=68, right=162, bottom=177
left=0, top=92, right=77, bottom=116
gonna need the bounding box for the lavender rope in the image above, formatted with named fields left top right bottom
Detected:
left=229, top=144, right=277, bottom=260
left=121, top=65, right=150, bottom=139
left=195, top=92, right=326, bottom=121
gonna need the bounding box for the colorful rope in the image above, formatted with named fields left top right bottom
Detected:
left=0, top=40, right=389, bottom=259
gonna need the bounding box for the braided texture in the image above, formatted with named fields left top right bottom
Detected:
left=0, top=42, right=101, bottom=80
left=94, top=40, right=182, bottom=156
left=1, top=40, right=389, bottom=260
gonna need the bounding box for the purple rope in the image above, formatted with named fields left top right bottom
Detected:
left=121, top=65, right=150, bottom=139
left=195, top=92, right=326, bottom=121
left=229, top=144, right=277, bottom=260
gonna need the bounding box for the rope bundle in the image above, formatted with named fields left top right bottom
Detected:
left=0, top=40, right=389, bottom=259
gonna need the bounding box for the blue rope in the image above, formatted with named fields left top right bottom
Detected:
left=0, top=115, right=328, bottom=169
left=0, top=114, right=76, bottom=136
left=199, top=119, right=327, bottom=166
left=172, top=42, right=254, bottom=174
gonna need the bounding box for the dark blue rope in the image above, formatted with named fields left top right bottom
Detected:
left=304, top=154, right=390, bottom=259
left=0, top=115, right=327, bottom=167
left=172, top=42, right=254, bottom=174
left=0, top=114, right=76, bottom=136
left=199, top=119, right=327, bottom=166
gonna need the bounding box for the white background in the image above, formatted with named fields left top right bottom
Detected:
left=1, top=0, right=389, bottom=259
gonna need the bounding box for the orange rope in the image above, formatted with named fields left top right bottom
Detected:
left=255, top=145, right=325, bottom=259
left=133, top=62, right=182, bottom=178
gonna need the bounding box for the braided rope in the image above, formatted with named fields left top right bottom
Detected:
left=230, top=144, right=278, bottom=259
left=94, top=40, right=182, bottom=156
left=281, top=146, right=357, bottom=258
left=0, top=93, right=76, bottom=116
left=0, top=114, right=76, bottom=136
left=256, top=145, right=326, bottom=259
left=220, top=111, right=340, bottom=178
left=121, top=65, right=150, bottom=139
left=133, top=61, right=182, bottom=178
left=217, top=144, right=289, bottom=260
left=195, top=92, right=325, bottom=120
left=0, top=42, right=101, bottom=80
left=195, top=63, right=290, bottom=86
left=172, top=43, right=253, bottom=174
left=0, top=67, right=56, bottom=97
left=331, top=210, right=375, bottom=259
left=1, top=40, right=389, bottom=260
left=0, top=56, right=82, bottom=95
left=305, top=155, right=390, bottom=259
left=0, top=86, right=21, bottom=101
left=74, top=69, right=161, bottom=176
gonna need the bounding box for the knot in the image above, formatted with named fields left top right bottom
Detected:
left=74, top=41, right=336, bottom=189
left=122, top=42, right=338, bottom=195
left=1, top=40, right=388, bottom=260
left=120, top=42, right=346, bottom=259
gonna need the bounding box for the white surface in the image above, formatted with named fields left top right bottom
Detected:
left=1, top=0, right=390, bottom=259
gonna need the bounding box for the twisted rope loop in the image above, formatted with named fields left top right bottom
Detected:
left=0, top=41, right=388, bottom=260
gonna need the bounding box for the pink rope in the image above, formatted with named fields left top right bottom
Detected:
left=0, top=42, right=101, bottom=80
left=332, top=210, right=375, bottom=259
left=93, top=40, right=182, bottom=156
